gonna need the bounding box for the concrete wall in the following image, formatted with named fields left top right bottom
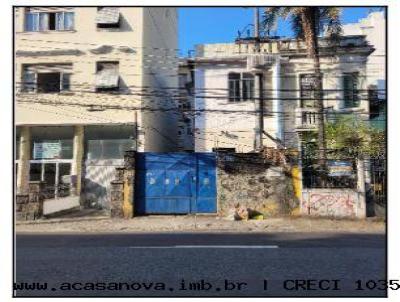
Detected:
left=301, top=189, right=366, bottom=218
left=140, top=8, right=179, bottom=151
left=216, top=153, right=298, bottom=216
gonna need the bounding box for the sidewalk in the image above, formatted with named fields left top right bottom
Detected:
left=15, top=215, right=385, bottom=234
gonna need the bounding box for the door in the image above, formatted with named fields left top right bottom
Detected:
left=43, top=163, right=56, bottom=199
left=194, top=153, right=217, bottom=213
left=135, top=153, right=216, bottom=214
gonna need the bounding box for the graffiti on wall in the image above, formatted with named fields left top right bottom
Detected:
left=308, top=192, right=356, bottom=217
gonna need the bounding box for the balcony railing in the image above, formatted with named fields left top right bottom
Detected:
left=246, top=54, right=275, bottom=72
left=295, top=107, right=319, bottom=131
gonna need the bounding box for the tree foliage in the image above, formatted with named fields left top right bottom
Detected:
left=262, top=7, right=343, bottom=169
left=262, top=7, right=342, bottom=49
left=325, top=116, right=385, bottom=158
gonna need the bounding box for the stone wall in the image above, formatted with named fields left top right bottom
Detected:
left=15, top=181, right=45, bottom=221
left=110, top=151, right=135, bottom=218
left=216, top=152, right=298, bottom=217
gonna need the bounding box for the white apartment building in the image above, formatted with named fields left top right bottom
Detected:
left=191, top=35, right=374, bottom=153
left=15, top=7, right=178, bottom=210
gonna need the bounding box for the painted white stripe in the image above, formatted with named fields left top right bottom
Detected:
left=128, top=245, right=278, bottom=249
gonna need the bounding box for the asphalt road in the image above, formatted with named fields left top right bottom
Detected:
left=15, top=232, right=386, bottom=297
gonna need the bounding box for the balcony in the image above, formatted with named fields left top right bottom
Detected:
left=295, top=107, right=319, bottom=131
left=246, top=54, right=275, bottom=72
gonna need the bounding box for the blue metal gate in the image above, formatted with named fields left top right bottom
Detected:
left=135, top=153, right=217, bottom=214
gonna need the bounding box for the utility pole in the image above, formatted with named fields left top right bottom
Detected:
left=254, top=7, right=259, bottom=43
left=253, top=7, right=264, bottom=150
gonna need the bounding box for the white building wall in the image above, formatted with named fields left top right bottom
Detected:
left=194, top=44, right=370, bottom=152
left=194, top=65, right=258, bottom=152
left=342, top=11, right=386, bottom=92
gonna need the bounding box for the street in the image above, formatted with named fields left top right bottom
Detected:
left=15, top=232, right=386, bottom=297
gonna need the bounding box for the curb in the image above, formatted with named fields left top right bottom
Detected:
left=16, top=216, right=111, bottom=225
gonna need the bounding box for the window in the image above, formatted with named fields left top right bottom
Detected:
left=96, top=7, right=120, bottom=28
left=95, top=62, right=120, bottom=92
left=30, top=126, right=74, bottom=160
left=32, top=140, right=73, bottom=159
left=228, top=73, right=254, bottom=102
left=22, top=64, right=72, bottom=93
left=242, top=73, right=255, bottom=101
left=368, top=86, right=379, bottom=119
left=343, top=73, right=359, bottom=108
left=25, top=10, right=74, bottom=31
left=28, top=162, right=72, bottom=198
left=85, top=125, right=136, bottom=160
left=228, top=73, right=240, bottom=102
left=300, top=74, right=323, bottom=108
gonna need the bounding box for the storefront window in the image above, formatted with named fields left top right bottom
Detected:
left=32, top=140, right=73, bottom=159
left=30, top=126, right=74, bottom=159
left=85, top=125, right=136, bottom=160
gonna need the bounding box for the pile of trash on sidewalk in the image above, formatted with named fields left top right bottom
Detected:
left=225, top=203, right=264, bottom=221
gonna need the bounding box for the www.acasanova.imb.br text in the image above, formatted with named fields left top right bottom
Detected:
left=13, top=279, right=400, bottom=292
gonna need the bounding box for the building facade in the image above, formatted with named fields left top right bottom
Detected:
left=15, top=7, right=178, bottom=210
left=177, top=59, right=195, bottom=151
left=191, top=35, right=374, bottom=153
left=342, top=11, right=386, bottom=130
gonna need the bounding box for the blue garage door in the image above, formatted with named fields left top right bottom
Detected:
left=135, top=153, right=217, bottom=214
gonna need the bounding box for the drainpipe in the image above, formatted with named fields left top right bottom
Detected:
left=254, top=7, right=264, bottom=150
left=272, top=57, right=283, bottom=142
left=254, top=7, right=259, bottom=42
left=254, top=72, right=263, bottom=149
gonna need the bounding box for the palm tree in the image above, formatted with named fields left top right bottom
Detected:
left=262, top=7, right=342, bottom=171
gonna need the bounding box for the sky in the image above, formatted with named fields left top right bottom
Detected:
left=178, top=7, right=384, bottom=57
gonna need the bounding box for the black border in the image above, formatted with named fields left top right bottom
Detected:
left=12, top=5, right=388, bottom=298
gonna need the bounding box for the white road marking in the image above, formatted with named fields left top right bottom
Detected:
left=128, top=245, right=279, bottom=249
